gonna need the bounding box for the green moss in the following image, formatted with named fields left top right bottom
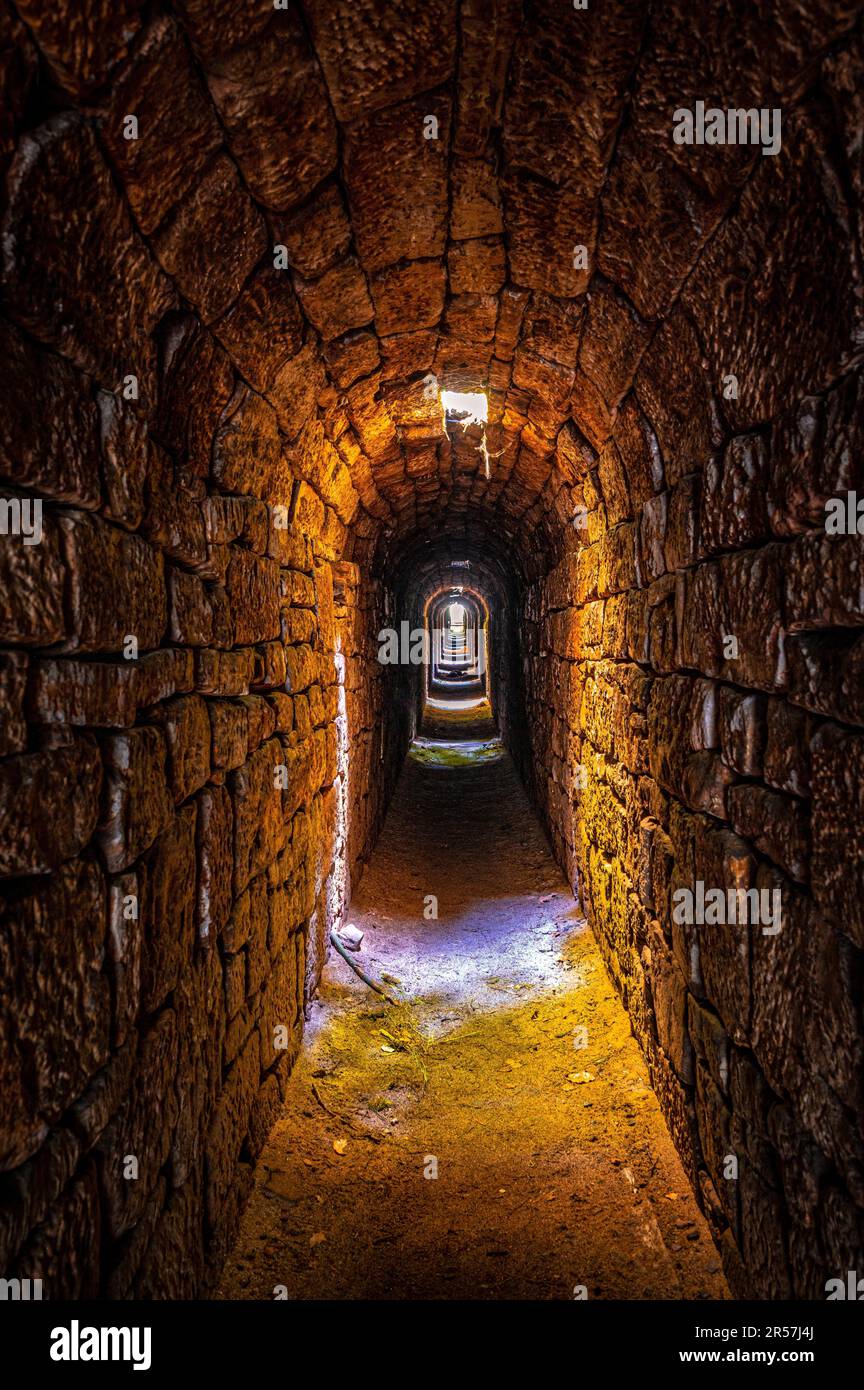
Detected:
left=408, top=738, right=503, bottom=768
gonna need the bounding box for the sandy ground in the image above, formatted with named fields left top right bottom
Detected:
left=217, top=726, right=729, bottom=1301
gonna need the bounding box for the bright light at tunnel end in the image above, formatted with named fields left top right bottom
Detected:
left=440, top=389, right=488, bottom=425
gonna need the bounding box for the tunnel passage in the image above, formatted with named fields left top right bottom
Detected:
left=421, top=588, right=493, bottom=739
left=1, top=0, right=863, bottom=1303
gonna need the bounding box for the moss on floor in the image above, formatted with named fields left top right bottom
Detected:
left=409, top=737, right=502, bottom=768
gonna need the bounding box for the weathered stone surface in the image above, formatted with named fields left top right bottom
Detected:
left=600, top=135, right=725, bottom=321
left=196, top=783, right=233, bottom=943
left=635, top=313, right=722, bottom=479
left=273, top=183, right=353, bottom=280
left=173, top=0, right=271, bottom=67
left=0, top=860, right=110, bottom=1168
left=106, top=885, right=141, bottom=1049
left=785, top=534, right=864, bottom=632
left=0, top=741, right=102, bottom=878
left=169, top=569, right=214, bottom=647
left=645, top=922, right=692, bottom=1083
left=14, top=0, right=144, bottom=97
left=502, top=174, right=593, bottom=299
left=195, top=648, right=255, bottom=697
left=96, top=1010, right=178, bottom=1238
left=718, top=687, right=765, bottom=779
left=371, top=261, right=447, bottom=337
left=501, top=0, right=640, bottom=297
left=456, top=0, right=521, bottom=155
left=0, top=320, right=101, bottom=507
left=2, top=116, right=173, bottom=390
left=768, top=375, right=864, bottom=537
left=96, top=392, right=149, bottom=531
left=324, top=331, right=380, bottom=390
left=98, top=726, right=174, bottom=873
left=343, top=98, right=450, bottom=272
left=701, top=435, right=770, bottom=554
left=0, top=508, right=67, bottom=647
left=811, top=725, right=864, bottom=949
left=727, top=784, right=809, bottom=884
left=0, top=651, right=27, bottom=756
left=578, top=282, right=651, bottom=413
left=266, top=341, right=328, bottom=442
left=682, top=115, right=860, bottom=431
left=226, top=551, right=281, bottom=645
left=751, top=895, right=861, bottom=1128
left=207, top=21, right=336, bottom=210
left=764, top=700, right=810, bottom=798
left=208, top=700, right=248, bottom=772
left=14, top=1161, right=102, bottom=1298
left=150, top=695, right=211, bottom=804
left=294, top=258, right=374, bottom=342
left=60, top=512, right=166, bottom=653
left=155, top=317, right=234, bottom=479
left=139, top=805, right=197, bottom=1013
left=27, top=649, right=192, bottom=729
left=213, top=268, right=304, bottom=394
left=153, top=154, right=267, bottom=322
left=213, top=386, right=288, bottom=506
left=304, top=0, right=457, bottom=124
left=204, top=1030, right=258, bottom=1226
left=0, top=1125, right=81, bottom=1273
left=98, top=16, right=221, bottom=234
left=678, top=549, right=787, bottom=692
left=231, top=738, right=290, bottom=894
left=448, top=237, right=506, bottom=296
left=172, top=948, right=223, bottom=1192
left=0, top=7, right=37, bottom=176
left=143, top=457, right=208, bottom=569
left=450, top=157, right=503, bottom=240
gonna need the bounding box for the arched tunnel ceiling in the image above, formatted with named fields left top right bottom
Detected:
left=4, top=0, right=861, bottom=585
left=391, top=533, right=518, bottom=616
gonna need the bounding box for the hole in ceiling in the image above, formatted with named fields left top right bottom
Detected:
left=440, top=390, right=488, bottom=424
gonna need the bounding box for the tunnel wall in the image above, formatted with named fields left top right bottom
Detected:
left=0, top=67, right=406, bottom=1298
left=520, top=111, right=864, bottom=1295
left=0, top=362, right=396, bottom=1296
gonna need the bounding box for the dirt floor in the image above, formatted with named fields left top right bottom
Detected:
left=217, top=718, right=729, bottom=1301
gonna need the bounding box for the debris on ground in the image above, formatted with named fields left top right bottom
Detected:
left=337, top=923, right=364, bottom=952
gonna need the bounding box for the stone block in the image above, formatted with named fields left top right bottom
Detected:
left=98, top=726, right=174, bottom=873
left=0, top=859, right=110, bottom=1169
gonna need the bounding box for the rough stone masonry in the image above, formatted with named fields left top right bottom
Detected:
left=0, top=0, right=863, bottom=1300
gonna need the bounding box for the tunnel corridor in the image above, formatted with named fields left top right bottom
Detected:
left=1, top=0, right=864, bottom=1321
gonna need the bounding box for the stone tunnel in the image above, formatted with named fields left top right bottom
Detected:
left=1, top=0, right=863, bottom=1309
